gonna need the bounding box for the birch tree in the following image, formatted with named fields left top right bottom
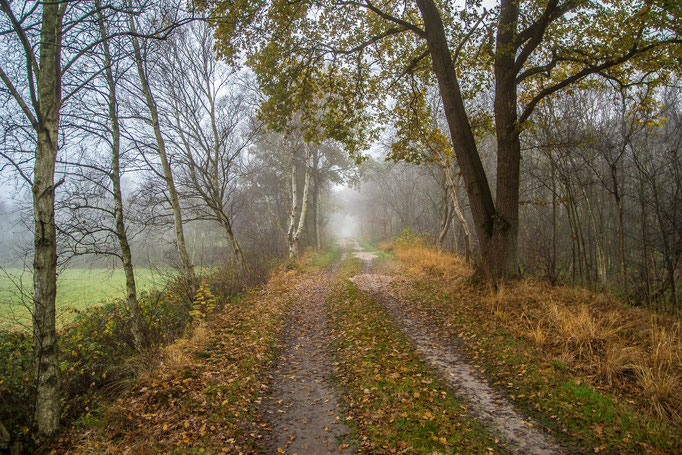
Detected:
left=160, top=22, right=255, bottom=273
left=128, top=7, right=197, bottom=288
left=0, top=0, right=189, bottom=437
left=287, top=140, right=312, bottom=258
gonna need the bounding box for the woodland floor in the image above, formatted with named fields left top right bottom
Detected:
left=55, top=239, right=681, bottom=454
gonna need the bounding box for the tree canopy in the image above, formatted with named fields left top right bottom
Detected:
left=199, top=0, right=681, bottom=278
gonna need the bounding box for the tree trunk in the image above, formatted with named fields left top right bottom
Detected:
left=215, top=210, right=247, bottom=271
left=444, top=168, right=472, bottom=262
left=287, top=151, right=298, bottom=258
left=206, top=73, right=247, bottom=273
left=417, top=0, right=523, bottom=280
left=574, top=202, right=589, bottom=285
left=97, top=2, right=145, bottom=351
left=437, top=171, right=452, bottom=248
left=639, top=179, right=651, bottom=306
left=312, top=151, right=321, bottom=250
left=415, top=0, right=497, bottom=268
left=566, top=200, right=577, bottom=282
left=584, top=191, right=607, bottom=286
left=129, top=14, right=196, bottom=288
left=291, top=144, right=312, bottom=258
left=551, top=158, right=558, bottom=284
left=31, top=0, right=65, bottom=439
left=313, top=178, right=321, bottom=250
left=488, top=0, right=522, bottom=279
left=611, top=164, right=628, bottom=295
left=33, top=127, right=60, bottom=441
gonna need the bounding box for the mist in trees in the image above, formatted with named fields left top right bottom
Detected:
left=346, top=82, right=682, bottom=310
left=0, top=0, right=680, bottom=446
left=0, top=0, right=354, bottom=440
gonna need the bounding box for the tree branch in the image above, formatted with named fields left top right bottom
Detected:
left=519, top=39, right=681, bottom=124
left=0, top=150, right=33, bottom=184
left=0, top=64, right=37, bottom=127
left=337, top=0, right=426, bottom=38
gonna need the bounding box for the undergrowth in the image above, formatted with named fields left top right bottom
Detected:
left=0, top=263, right=260, bottom=450
left=391, top=242, right=682, bottom=453
left=50, top=263, right=300, bottom=453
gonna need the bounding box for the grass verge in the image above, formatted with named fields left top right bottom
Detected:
left=52, top=267, right=301, bottom=454
left=326, top=258, right=503, bottom=454
left=392, top=244, right=682, bottom=454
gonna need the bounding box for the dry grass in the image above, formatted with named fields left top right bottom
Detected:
left=395, top=245, right=470, bottom=286
left=598, top=344, right=643, bottom=386
left=377, top=240, right=394, bottom=252
left=394, top=243, right=682, bottom=424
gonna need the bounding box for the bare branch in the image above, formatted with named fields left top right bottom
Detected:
left=0, top=65, right=37, bottom=127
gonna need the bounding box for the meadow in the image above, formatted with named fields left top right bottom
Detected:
left=0, top=267, right=170, bottom=331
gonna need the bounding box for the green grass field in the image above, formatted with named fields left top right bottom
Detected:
left=0, top=268, right=170, bottom=331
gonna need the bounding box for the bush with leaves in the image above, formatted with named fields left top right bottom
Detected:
left=393, top=228, right=427, bottom=249
left=0, top=283, right=194, bottom=443
left=190, top=283, right=218, bottom=320
left=0, top=331, right=33, bottom=438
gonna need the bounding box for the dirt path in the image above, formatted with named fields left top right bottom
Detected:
left=350, top=256, right=561, bottom=455
left=258, top=245, right=352, bottom=454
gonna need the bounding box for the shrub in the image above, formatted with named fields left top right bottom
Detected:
left=0, top=260, right=266, bottom=446
left=0, top=283, right=195, bottom=444
left=0, top=331, right=33, bottom=437
left=393, top=228, right=427, bottom=249
left=139, top=289, right=192, bottom=345
left=190, top=283, right=217, bottom=320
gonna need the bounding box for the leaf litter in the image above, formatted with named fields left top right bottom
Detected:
left=257, top=267, right=354, bottom=454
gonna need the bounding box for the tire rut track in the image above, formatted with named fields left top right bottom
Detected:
left=350, top=255, right=562, bottom=455
left=257, top=245, right=352, bottom=454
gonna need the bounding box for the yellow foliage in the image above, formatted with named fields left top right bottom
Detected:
left=190, top=282, right=217, bottom=320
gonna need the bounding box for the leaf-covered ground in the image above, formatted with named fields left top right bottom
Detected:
left=50, top=269, right=299, bottom=454
left=327, top=257, right=503, bottom=454
left=257, top=269, right=353, bottom=454
left=50, top=240, right=682, bottom=454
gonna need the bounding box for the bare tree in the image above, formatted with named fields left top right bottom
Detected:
left=128, top=5, right=197, bottom=288
left=161, top=22, right=256, bottom=273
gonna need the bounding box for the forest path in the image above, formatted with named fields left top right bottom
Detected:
left=350, top=256, right=562, bottom=455
left=257, top=241, right=353, bottom=454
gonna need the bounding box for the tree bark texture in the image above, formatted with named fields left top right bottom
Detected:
left=489, top=0, right=522, bottom=279
left=416, top=0, right=522, bottom=279
left=444, top=167, right=472, bottom=262
left=286, top=148, right=299, bottom=258
left=32, top=0, right=65, bottom=438
left=290, top=144, right=312, bottom=258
